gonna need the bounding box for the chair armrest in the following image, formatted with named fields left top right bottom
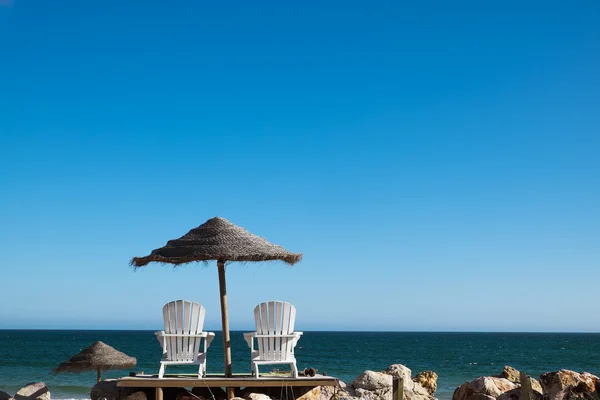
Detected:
left=253, top=333, right=302, bottom=338
left=156, top=331, right=215, bottom=352
left=159, top=333, right=211, bottom=338
left=205, top=332, right=215, bottom=349
left=155, top=331, right=167, bottom=352
left=243, top=332, right=256, bottom=350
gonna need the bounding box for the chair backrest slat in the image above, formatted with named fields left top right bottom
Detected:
left=274, top=301, right=283, bottom=360
left=167, top=302, right=177, bottom=361
left=281, top=302, right=291, bottom=357
left=253, top=301, right=296, bottom=362
left=176, top=300, right=184, bottom=361
left=253, top=305, right=260, bottom=359
left=268, top=302, right=275, bottom=361
left=183, top=300, right=191, bottom=361
left=162, top=300, right=206, bottom=363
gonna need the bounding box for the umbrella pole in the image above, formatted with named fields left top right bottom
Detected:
left=217, top=260, right=234, bottom=399
left=97, top=368, right=101, bottom=383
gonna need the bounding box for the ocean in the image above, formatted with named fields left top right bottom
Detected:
left=1, top=331, right=599, bottom=400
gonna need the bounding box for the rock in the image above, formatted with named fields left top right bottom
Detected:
left=330, top=386, right=357, bottom=400
left=245, top=394, right=272, bottom=400
left=292, top=386, right=354, bottom=400
left=192, top=387, right=226, bottom=400
left=466, top=395, right=496, bottom=400
left=410, top=382, right=435, bottom=400
left=351, top=367, right=434, bottom=400
left=295, top=387, right=322, bottom=400
left=531, top=379, right=543, bottom=395
left=497, top=388, right=543, bottom=400
left=539, top=370, right=600, bottom=400
left=0, top=391, right=13, bottom=400
left=413, top=371, right=438, bottom=396
left=501, top=366, right=521, bottom=384
left=383, top=364, right=412, bottom=381
left=453, top=377, right=517, bottom=400
left=91, top=380, right=118, bottom=400
left=382, top=364, right=415, bottom=391
left=353, top=371, right=393, bottom=391
left=159, top=388, right=188, bottom=400
left=123, top=392, right=146, bottom=400
left=14, top=383, right=50, bottom=400
left=498, top=366, right=543, bottom=395
left=242, top=386, right=349, bottom=400
left=176, top=390, right=204, bottom=400
left=354, top=387, right=391, bottom=400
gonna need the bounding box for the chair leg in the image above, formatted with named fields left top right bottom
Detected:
left=198, top=362, right=203, bottom=378
left=291, top=363, right=298, bottom=378
left=253, top=363, right=259, bottom=378
left=158, top=363, right=166, bottom=379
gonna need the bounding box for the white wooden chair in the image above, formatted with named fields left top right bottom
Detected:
left=155, top=300, right=215, bottom=378
left=243, top=301, right=303, bottom=378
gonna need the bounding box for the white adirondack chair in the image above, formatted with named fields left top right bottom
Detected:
left=155, top=300, right=215, bottom=378
left=243, top=301, right=303, bottom=378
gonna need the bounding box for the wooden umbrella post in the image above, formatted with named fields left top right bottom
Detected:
left=97, top=368, right=101, bottom=383
left=217, top=260, right=234, bottom=399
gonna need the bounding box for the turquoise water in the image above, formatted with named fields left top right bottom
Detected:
left=1, top=331, right=599, bottom=400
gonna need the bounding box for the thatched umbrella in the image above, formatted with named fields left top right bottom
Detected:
left=130, top=216, right=301, bottom=383
left=55, top=341, right=137, bottom=383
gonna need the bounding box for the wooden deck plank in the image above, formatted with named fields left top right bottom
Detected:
left=117, top=374, right=339, bottom=388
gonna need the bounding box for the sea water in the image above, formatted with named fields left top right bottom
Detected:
left=1, top=330, right=599, bottom=400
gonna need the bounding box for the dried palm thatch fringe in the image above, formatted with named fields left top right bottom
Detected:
left=54, top=341, right=136, bottom=373
left=130, top=216, right=302, bottom=267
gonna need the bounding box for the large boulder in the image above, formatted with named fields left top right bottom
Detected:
left=413, top=371, right=438, bottom=396
left=0, top=391, right=13, bottom=400
left=539, top=370, right=600, bottom=400
left=466, top=395, right=495, bottom=400
left=245, top=394, right=271, bottom=400
left=14, top=383, right=50, bottom=400
left=292, top=386, right=356, bottom=400
left=123, top=392, right=147, bottom=400
left=192, top=387, right=226, bottom=400
left=497, top=388, right=543, bottom=400
left=353, top=371, right=393, bottom=391
left=498, top=366, right=543, bottom=395
left=384, top=364, right=412, bottom=380
left=242, top=386, right=349, bottom=400
left=91, top=380, right=118, bottom=400
left=383, top=365, right=415, bottom=390
left=177, top=389, right=213, bottom=400
left=409, top=382, right=436, bottom=400
left=500, top=367, right=521, bottom=384
left=354, top=387, right=390, bottom=400
left=351, top=366, right=435, bottom=400
left=453, top=377, right=517, bottom=400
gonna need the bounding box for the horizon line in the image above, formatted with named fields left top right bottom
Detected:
left=1, top=328, right=599, bottom=334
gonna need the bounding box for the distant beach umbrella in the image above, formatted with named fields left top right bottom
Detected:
left=130, top=216, right=301, bottom=389
left=54, top=341, right=136, bottom=383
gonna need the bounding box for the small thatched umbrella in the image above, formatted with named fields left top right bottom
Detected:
left=130, top=216, right=301, bottom=384
left=55, top=341, right=137, bottom=383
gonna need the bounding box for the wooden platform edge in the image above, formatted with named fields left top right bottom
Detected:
left=117, top=376, right=340, bottom=388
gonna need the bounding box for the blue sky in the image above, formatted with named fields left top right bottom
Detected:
left=1, top=1, right=599, bottom=332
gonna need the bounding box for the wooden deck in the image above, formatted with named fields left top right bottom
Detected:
left=117, top=373, right=339, bottom=388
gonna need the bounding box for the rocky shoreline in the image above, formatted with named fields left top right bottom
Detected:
left=2, top=365, right=598, bottom=400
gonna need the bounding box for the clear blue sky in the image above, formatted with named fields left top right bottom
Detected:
left=1, top=1, right=599, bottom=332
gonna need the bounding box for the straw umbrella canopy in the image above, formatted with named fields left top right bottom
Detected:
left=130, top=216, right=302, bottom=382
left=54, top=341, right=137, bottom=383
